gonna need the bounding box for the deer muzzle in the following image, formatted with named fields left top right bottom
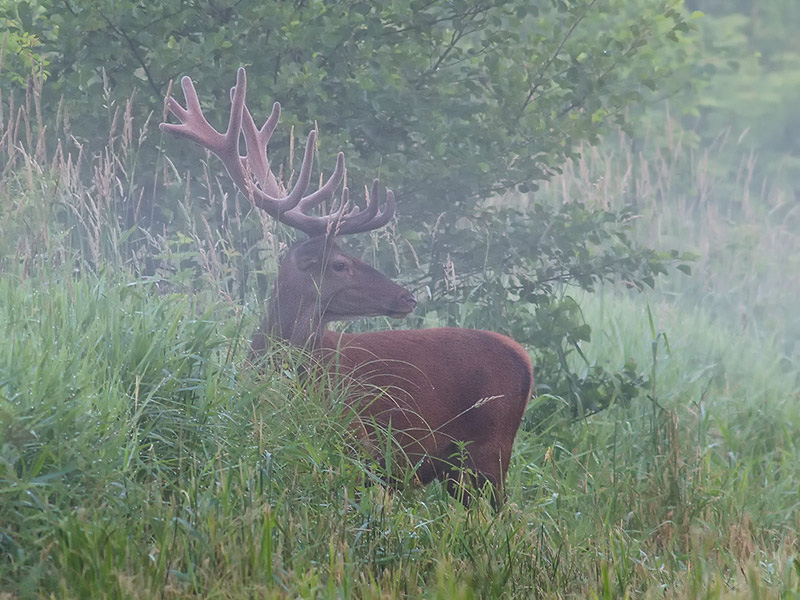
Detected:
left=391, top=290, right=417, bottom=317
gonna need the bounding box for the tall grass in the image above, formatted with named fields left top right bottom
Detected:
left=538, top=118, right=800, bottom=361
left=1, top=81, right=799, bottom=598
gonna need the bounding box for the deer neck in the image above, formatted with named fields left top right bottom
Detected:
left=269, top=289, right=329, bottom=348
left=249, top=279, right=330, bottom=357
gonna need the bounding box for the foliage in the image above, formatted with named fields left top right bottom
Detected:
left=0, top=0, right=700, bottom=415
left=0, top=1, right=50, bottom=86
left=1, top=221, right=799, bottom=598
left=626, top=0, right=800, bottom=206
left=1, top=1, right=799, bottom=596
left=4, top=0, right=698, bottom=233
left=1, top=8, right=799, bottom=589
left=690, top=4, right=800, bottom=188
left=7, top=0, right=694, bottom=205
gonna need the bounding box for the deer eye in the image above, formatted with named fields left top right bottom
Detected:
left=332, top=260, right=347, bottom=272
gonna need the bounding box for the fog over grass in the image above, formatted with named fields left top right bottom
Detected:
left=2, top=2, right=800, bottom=594
left=1, top=79, right=798, bottom=597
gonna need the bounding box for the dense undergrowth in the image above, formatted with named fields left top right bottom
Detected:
left=2, top=244, right=799, bottom=598
left=1, top=92, right=799, bottom=598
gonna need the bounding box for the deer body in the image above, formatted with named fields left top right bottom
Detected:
left=319, top=327, right=533, bottom=496
left=246, top=237, right=532, bottom=502
left=162, top=68, right=533, bottom=505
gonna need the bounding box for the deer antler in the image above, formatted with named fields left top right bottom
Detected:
left=160, top=67, right=394, bottom=237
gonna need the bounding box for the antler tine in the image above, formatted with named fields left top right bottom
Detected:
left=161, top=67, right=310, bottom=217
left=160, top=74, right=241, bottom=156
left=239, top=97, right=281, bottom=191
left=283, top=178, right=395, bottom=237
left=336, top=182, right=395, bottom=235
left=360, top=179, right=383, bottom=221
left=162, top=67, right=395, bottom=238
left=326, top=186, right=352, bottom=238
left=294, top=152, right=347, bottom=213
left=328, top=179, right=379, bottom=231
left=276, top=152, right=349, bottom=236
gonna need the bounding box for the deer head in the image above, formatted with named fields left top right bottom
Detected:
left=160, top=68, right=416, bottom=348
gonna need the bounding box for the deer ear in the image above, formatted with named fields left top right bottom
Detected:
left=292, top=237, right=325, bottom=271
left=323, top=231, right=340, bottom=251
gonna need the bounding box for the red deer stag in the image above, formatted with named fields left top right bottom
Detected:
left=161, top=68, right=533, bottom=507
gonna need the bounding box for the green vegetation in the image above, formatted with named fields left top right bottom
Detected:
left=2, top=0, right=799, bottom=597
left=1, top=135, right=798, bottom=596
left=2, top=0, right=701, bottom=411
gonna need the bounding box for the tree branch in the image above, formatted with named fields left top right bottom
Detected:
left=520, top=0, right=598, bottom=115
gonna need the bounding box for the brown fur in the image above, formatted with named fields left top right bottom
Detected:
left=322, top=328, right=533, bottom=504
left=251, top=238, right=534, bottom=507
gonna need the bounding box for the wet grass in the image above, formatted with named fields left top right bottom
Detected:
left=1, top=87, right=799, bottom=598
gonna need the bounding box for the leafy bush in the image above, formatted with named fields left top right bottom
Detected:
left=1, top=0, right=701, bottom=415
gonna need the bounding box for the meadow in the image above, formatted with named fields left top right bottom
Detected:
left=1, top=91, right=799, bottom=599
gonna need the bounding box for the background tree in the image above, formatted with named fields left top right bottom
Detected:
left=2, top=0, right=699, bottom=416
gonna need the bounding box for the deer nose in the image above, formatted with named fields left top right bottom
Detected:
left=400, top=291, right=417, bottom=309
